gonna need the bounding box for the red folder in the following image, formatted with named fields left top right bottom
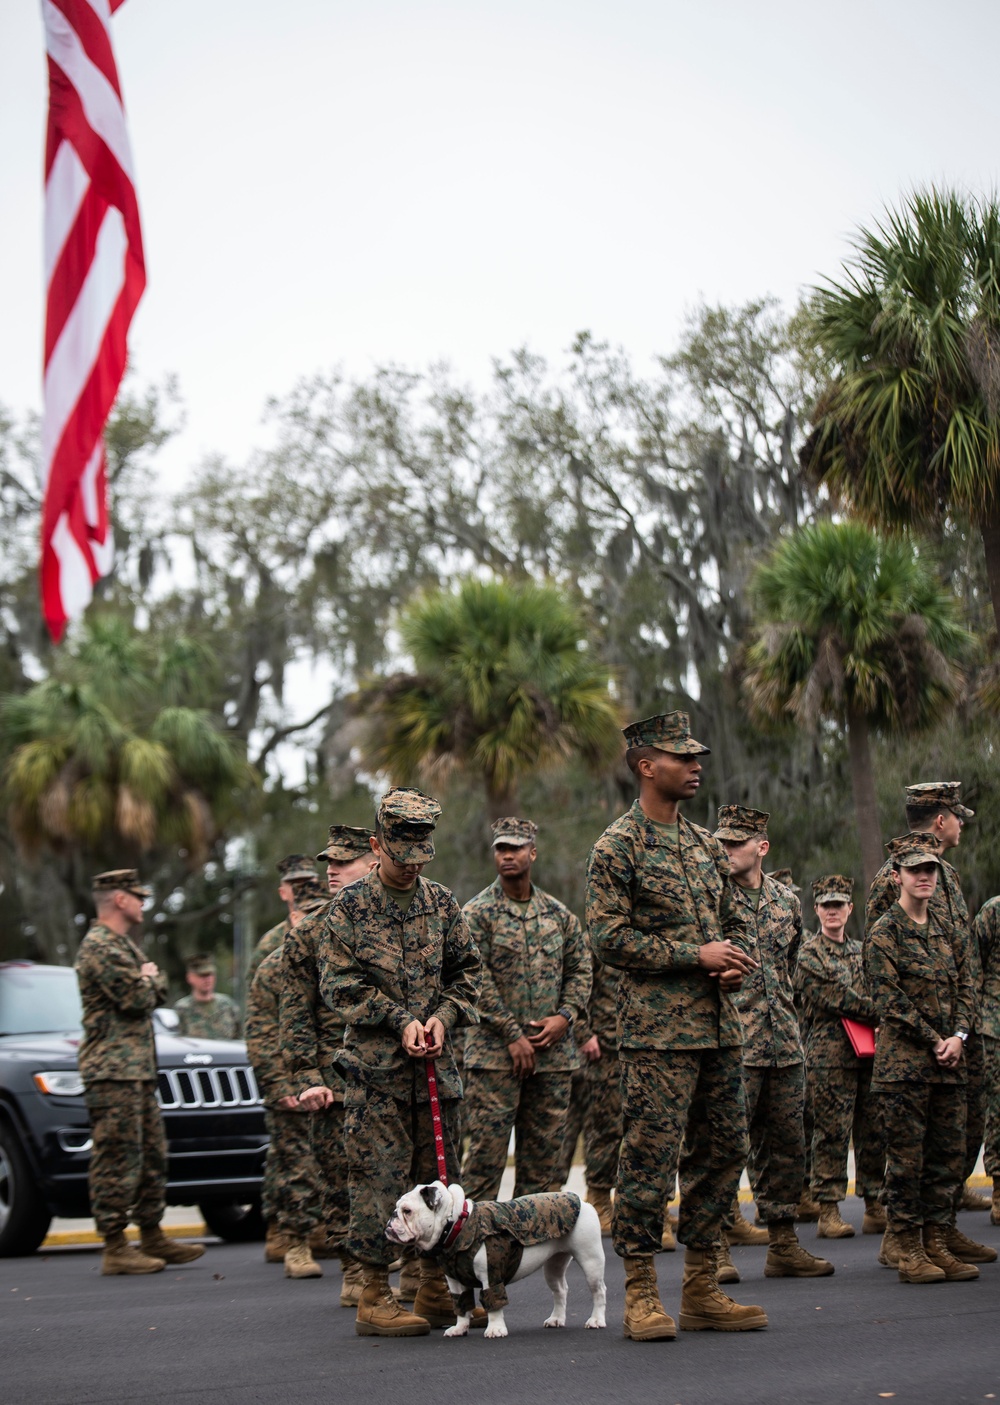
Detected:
left=842, top=1018, right=876, bottom=1058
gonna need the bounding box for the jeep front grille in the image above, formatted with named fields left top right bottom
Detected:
left=156, top=1065, right=262, bottom=1110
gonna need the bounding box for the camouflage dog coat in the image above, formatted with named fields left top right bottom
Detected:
left=433, top=1191, right=582, bottom=1312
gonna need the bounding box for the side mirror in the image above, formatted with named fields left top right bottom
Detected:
left=154, top=1007, right=180, bottom=1032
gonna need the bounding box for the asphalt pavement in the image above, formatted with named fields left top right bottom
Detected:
left=5, top=1200, right=999, bottom=1405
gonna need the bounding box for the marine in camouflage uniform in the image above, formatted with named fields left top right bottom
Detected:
left=247, top=854, right=318, bottom=983
left=716, top=807, right=832, bottom=1277
left=76, top=870, right=203, bottom=1273
left=864, top=833, right=978, bottom=1281
left=866, top=781, right=986, bottom=1220
left=971, top=896, right=1000, bottom=1224
left=794, top=875, right=883, bottom=1234
left=174, top=953, right=241, bottom=1039
left=281, top=827, right=377, bottom=1268
left=587, top=712, right=766, bottom=1339
left=461, top=817, right=591, bottom=1202
left=555, top=953, right=622, bottom=1217
left=317, top=789, right=482, bottom=1336
left=245, top=945, right=329, bottom=1271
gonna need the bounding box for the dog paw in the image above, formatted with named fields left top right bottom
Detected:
left=483, top=1325, right=508, bottom=1339
left=584, top=1317, right=606, bottom=1329
left=542, top=1316, right=565, bottom=1329
left=442, top=1325, right=469, bottom=1338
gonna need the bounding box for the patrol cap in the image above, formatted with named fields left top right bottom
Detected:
left=276, top=854, right=317, bottom=882
left=905, top=781, right=974, bottom=820
left=186, top=953, right=216, bottom=975
left=812, top=874, right=854, bottom=905
left=289, top=874, right=327, bottom=906
left=714, top=805, right=769, bottom=842
left=377, top=787, right=441, bottom=864
left=316, top=824, right=373, bottom=862
left=91, top=868, right=152, bottom=899
left=768, top=868, right=801, bottom=894
left=491, top=817, right=539, bottom=848
left=885, top=832, right=944, bottom=868
left=622, top=711, right=710, bottom=756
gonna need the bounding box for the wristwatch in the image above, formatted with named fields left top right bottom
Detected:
left=953, top=1030, right=969, bottom=1043
left=557, top=1006, right=574, bottom=1027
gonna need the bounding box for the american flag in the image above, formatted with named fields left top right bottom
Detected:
left=40, top=0, right=145, bottom=642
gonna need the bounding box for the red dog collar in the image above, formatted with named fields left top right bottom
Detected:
left=441, top=1199, right=471, bottom=1250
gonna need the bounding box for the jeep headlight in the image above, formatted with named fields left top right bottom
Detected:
left=33, top=1071, right=86, bottom=1096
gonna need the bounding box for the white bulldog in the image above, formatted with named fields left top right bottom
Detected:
left=386, top=1181, right=606, bottom=1340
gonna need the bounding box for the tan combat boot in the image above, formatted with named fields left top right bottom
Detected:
left=339, top=1250, right=365, bottom=1307
left=309, top=1226, right=340, bottom=1259
left=862, top=1198, right=887, bottom=1235
left=661, top=1204, right=677, bottom=1252
left=992, top=1176, right=1000, bottom=1227
left=728, top=1199, right=768, bottom=1246
left=284, top=1238, right=323, bottom=1278
left=101, top=1231, right=165, bottom=1276
left=960, top=1184, right=992, bottom=1212
left=877, top=1227, right=901, bottom=1268
left=795, top=1192, right=821, bottom=1223
left=355, top=1264, right=431, bottom=1336
left=923, top=1225, right=979, bottom=1280
left=139, top=1225, right=205, bottom=1265
left=764, top=1221, right=834, bottom=1277
left=265, top=1224, right=291, bottom=1263
left=622, top=1255, right=677, bottom=1340
left=411, top=1261, right=458, bottom=1328
left=942, top=1224, right=998, bottom=1264
left=716, top=1232, right=740, bottom=1284
left=817, top=1203, right=855, bottom=1239
left=393, top=1257, right=421, bottom=1304
left=895, top=1227, right=946, bottom=1283
left=678, top=1248, right=768, bottom=1331
left=586, top=1186, right=613, bottom=1236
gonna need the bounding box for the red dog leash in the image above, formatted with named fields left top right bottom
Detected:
left=425, top=1058, right=449, bottom=1185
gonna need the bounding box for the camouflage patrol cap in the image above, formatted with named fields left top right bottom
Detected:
left=714, top=805, right=769, bottom=842
left=622, top=711, right=710, bottom=756
left=768, top=868, right=801, bottom=893
left=91, top=868, right=152, bottom=899
left=289, top=874, right=327, bottom=906
left=812, top=874, right=854, bottom=905
left=905, top=781, right=974, bottom=820
left=276, top=854, right=317, bottom=882
left=186, top=953, right=216, bottom=975
left=316, top=824, right=373, bottom=862
left=491, top=817, right=539, bottom=847
left=885, top=832, right=944, bottom=868
left=377, top=787, right=441, bottom=864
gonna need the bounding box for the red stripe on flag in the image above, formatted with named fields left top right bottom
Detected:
left=47, top=0, right=123, bottom=101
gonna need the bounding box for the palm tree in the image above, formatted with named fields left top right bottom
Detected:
left=0, top=616, right=256, bottom=871
left=742, top=521, right=971, bottom=889
left=801, top=188, right=1000, bottom=636
left=360, top=578, right=622, bottom=818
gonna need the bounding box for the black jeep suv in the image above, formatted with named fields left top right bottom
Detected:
left=0, top=961, right=268, bottom=1255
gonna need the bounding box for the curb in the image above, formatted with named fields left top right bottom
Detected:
left=42, top=1223, right=207, bottom=1249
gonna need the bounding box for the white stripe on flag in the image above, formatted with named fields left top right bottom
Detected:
left=42, top=206, right=127, bottom=479
left=44, top=141, right=89, bottom=285
left=41, top=0, right=136, bottom=182
left=51, top=510, right=96, bottom=617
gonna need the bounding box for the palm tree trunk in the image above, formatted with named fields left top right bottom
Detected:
left=484, top=778, right=519, bottom=822
left=846, top=708, right=883, bottom=894
left=980, top=508, right=1000, bottom=640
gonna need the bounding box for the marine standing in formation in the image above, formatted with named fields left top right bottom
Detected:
left=460, top=816, right=592, bottom=1202
left=75, top=870, right=204, bottom=1275
left=247, top=854, right=319, bottom=983
left=972, top=893, right=1000, bottom=1226
left=586, top=712, right=766, bottom=1341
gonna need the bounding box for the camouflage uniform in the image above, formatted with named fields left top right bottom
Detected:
left=75, top=876, right=169, bottom=1238
left=555, top=954, right=623, bottom=1189
left=248, top=920, right=289, bottom=984
left=174, top=992, right=241, bottom=1040
left=280, top=888, right=353, bottom=1247
left=866, top=782, right=984, bottom=1206
left=247, top=853, right=319, bottom=982
left=461, top=870, right=591, bottom=1201
left=434, top=1191, right=582, bottom=1313
left=587, top=717, right=750, bottom=1259
left=795, top=910, right=882, bottom=1203
left=245, top=947, right=328, bottom=1236
left=864, top=835, right=977, bottom=1230
left=972, top=897, right=1000, bottom=1185
left=317, top=791, right=481, bottom=1267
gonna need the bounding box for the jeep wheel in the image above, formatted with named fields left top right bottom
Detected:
left=198, top=1199, right=265, bottom=1242
left=0, top=1120, right=52, bottom=1257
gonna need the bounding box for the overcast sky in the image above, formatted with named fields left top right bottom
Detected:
left=3, top=0, right=1000, bottom=487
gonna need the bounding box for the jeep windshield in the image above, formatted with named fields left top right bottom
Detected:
left=0, top=963, right=84, bottom=1035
